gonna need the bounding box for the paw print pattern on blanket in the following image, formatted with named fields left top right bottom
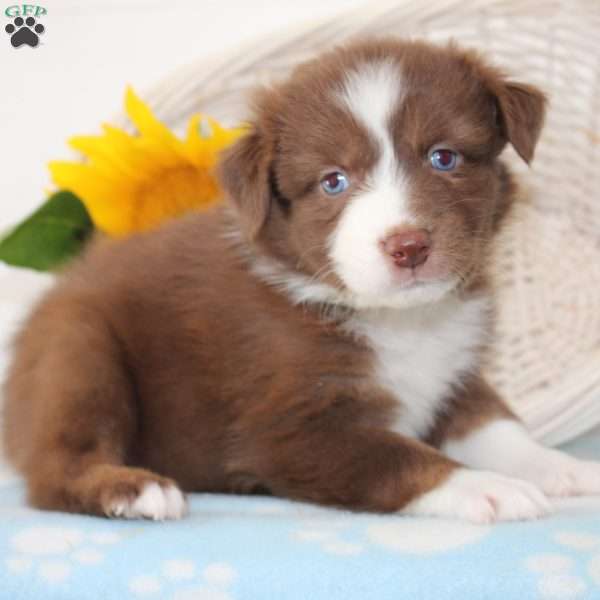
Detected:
left=5, top=526, right=121, bottom=583
left=293, top=518, right=364, bottom=556
left=293, top=516, right=491, bottom=556
left=366, top=518, right=492, bottom=554
left=130, top=559, right=238, bottom=599
left=525, top=530, right=600, bottom=599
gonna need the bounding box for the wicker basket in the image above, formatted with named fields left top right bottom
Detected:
left=123, top=0, right=600, bottom=446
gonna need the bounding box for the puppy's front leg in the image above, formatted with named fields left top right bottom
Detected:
left=436, top=376, right=600, bottom=498
left=243, top=423, right=550, bottom=523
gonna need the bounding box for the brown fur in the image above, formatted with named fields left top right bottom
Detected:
left=2, top=38, right=545, bottom=517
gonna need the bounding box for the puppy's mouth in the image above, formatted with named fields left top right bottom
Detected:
left=385, top=249, right=454, bottom=288
left=393, top=276, right=445, bottom=289
left=387, top=269, right=459, bottom=297
left=388, top=265, right=435, bottom=284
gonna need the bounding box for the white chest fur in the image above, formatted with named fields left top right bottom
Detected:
left=345, top=295, right=489, bottom=440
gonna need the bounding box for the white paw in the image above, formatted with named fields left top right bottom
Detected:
left=403, top=469, right=552, bottom=524
left=515, top=451, right=600, bottom=498
left=109, top=483, right=187, bottom=521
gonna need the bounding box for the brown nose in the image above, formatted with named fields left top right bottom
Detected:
left=382, top=229, right=431, bottom=269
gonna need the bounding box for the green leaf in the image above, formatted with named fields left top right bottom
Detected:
left=0, top=191, right=94, bottom=272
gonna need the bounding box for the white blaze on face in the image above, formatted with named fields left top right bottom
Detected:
left=329, top=61, right=411, bottom=299
left=329, top=61, right=455, bottom=309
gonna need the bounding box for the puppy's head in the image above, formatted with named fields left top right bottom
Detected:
left=218, top=38, right=546, bottom=309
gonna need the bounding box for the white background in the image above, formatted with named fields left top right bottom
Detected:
left=0, top=0, right=369, bottom=230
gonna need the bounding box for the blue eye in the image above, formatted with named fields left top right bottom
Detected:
left=321, top=171, right=349, bottom=195
left=430, top=148, right=459, bottom=171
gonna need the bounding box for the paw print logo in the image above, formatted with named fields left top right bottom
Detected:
left=5, top=16, right=45, bottom=48
left=4, top=526, right=122, bottom=584
left=129, top=560, right=238, bottom=599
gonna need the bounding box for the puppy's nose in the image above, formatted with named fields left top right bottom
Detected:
left=382, top=229, right=431, bottom=269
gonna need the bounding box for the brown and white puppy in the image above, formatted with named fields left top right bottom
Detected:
left=4, top=38, right=600, bottom=524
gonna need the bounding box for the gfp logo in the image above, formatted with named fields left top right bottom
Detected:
left=4, top=4, right=47, bottom=47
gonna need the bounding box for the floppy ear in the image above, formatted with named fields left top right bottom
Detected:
left=217, top=127, right=273, bottom=240
left=494, top=81, right=546, bottom=164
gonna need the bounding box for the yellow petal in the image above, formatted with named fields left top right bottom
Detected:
left=183, top=115, right=212, bottom=168
left=99, top=125, right=158, bottom=173
left=68, top=135, right=145, bottom=181
left=184, top=115, right=245, bottom=168
left=125, top=87, right=182, bottom=150
left=48, top=161, right=133, bottom=235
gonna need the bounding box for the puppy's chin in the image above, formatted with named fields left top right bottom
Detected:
left=331, top=253, right=460, bottom=309
left=345, top=276, right=459, bottom=310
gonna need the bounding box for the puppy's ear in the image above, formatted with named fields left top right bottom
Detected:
left=494, top=81, right=546, bottom=164
left=217, top=126, right=273, bottom=239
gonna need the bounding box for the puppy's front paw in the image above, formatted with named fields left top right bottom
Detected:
left=515, top=450, right=600, bottom=498
left=404, top=469, right=552, bottom=524
left=109, top=482, right=187, bottom=520
left=104, top=480, right=187, bottom=521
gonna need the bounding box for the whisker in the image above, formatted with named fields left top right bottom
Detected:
left=293, top=242, right=330, bottom=270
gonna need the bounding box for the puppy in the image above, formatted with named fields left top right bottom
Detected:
left=4, top=38, right=600, bottom=524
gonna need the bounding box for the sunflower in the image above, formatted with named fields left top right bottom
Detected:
left=48, top=88, right=244, bottom=236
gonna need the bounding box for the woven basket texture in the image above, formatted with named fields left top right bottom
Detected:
left=122, top=0, right=600, bottom=445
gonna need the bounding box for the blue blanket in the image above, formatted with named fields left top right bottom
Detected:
left=1, top=432, right=599, bottom=600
